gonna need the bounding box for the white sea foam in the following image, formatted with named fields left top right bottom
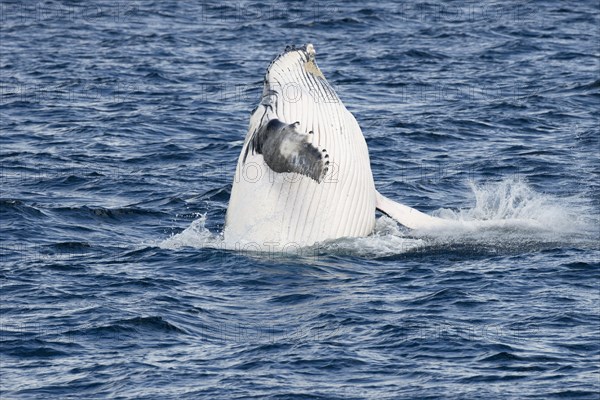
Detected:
left=159, top=214, right=219, bottom=250
left=159, top=178, right=598, bottom=257
left=416, top=178, right=597, bottom=244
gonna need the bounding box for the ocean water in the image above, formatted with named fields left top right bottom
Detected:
left=1, top=1, right=599, bottom=399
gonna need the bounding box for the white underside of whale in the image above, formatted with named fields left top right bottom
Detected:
left=224, top=44, right=444, bottom=248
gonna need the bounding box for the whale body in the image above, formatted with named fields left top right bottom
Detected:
left=224, top=44, right=443, bottom=249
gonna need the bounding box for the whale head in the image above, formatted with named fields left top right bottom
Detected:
left=262, top=43, right=337, bottom=106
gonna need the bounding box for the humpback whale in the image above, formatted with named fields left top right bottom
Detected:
left=224, top=44, right=444, bottom=248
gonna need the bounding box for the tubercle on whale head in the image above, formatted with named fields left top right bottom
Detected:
left=306, top=43, right=316, bottom=60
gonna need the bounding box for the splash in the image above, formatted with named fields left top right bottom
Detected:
left=159, top=214, right=221, bottom=250
left=420, top=178, right=596, bottom=240
left=438, top=179, right=590, bottom=229
left=159, top=178, right=598, bottom=256
left=317, top=217, right=426, bottom=258
left=159, top=211, right=424, bottom=259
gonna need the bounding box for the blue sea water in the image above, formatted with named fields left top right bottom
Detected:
left=1, top=0, right=599, bottom=398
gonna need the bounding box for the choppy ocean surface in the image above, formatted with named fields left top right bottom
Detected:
left=1, top=1, right=599, bottom=398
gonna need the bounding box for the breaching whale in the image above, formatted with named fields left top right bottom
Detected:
left=224, top=44, right=444, bottom=249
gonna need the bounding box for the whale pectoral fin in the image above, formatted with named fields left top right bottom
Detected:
left=252, top=119, right=328, bottom=183
left=375, top=190, right=446, bottom=230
